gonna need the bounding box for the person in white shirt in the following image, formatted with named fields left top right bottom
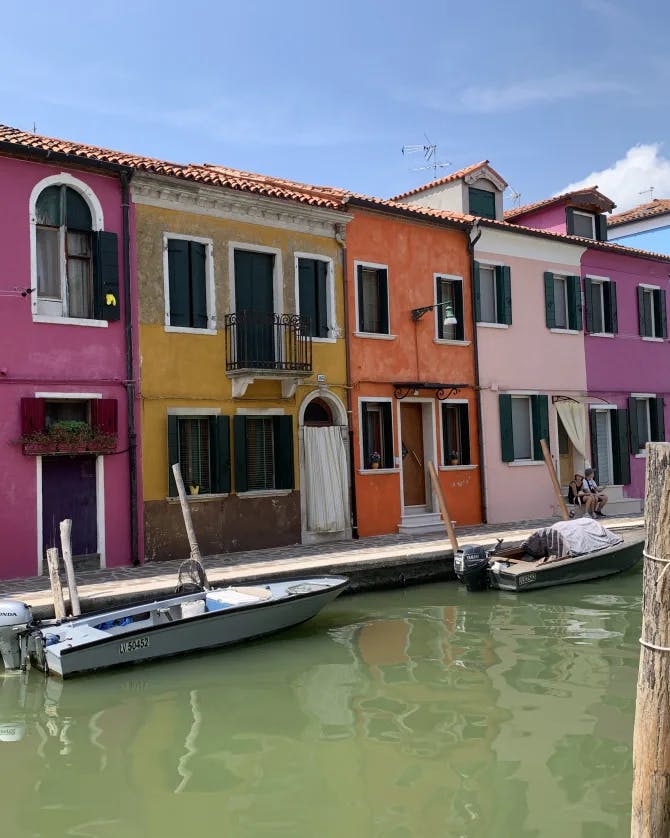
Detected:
left=583, top=468, right=608, bottom=517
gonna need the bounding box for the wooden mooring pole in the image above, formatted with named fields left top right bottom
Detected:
left=45, top=547, right=67, bottom=622
left=172, top=462, right=203, bottom=563
left=428, top=461, right=459, bottom=553
left=631, top=442, right=670, bottom=836
left=59, top=519, right=81, bottom=617
left=540, top=438, right=570, bottom=521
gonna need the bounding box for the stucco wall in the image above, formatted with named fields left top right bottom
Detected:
left=509, top=202, right=568, bottom=234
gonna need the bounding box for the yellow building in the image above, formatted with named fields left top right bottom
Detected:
left=132, top=168, right=352, bottom=560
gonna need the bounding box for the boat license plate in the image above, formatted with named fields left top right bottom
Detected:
left=119, top=637, right=150, bottom=655
left=518, top=573, right=537, bottom=586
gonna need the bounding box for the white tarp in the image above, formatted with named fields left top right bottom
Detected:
left=524, top=517, right=622, bottom=559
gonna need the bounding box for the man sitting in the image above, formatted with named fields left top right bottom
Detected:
left=568, top=473, right=596, bottom=517
left=583, top=467, right=608, bottom=517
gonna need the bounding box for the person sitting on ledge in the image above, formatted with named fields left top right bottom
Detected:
left=568, top=473, right=596, bottom=518
left=583, top=467, right=609, bottom=517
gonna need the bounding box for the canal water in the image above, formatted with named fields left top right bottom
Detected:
left=0, top=568, right=642, bottom=838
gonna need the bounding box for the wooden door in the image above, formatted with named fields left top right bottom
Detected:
left=401, top=403, right=426, bottom=507
left=234, top=249, right=275, bottom=366
left=42, top=456, right=97, bottom=561
left=558, top=421, right=574, bottom=486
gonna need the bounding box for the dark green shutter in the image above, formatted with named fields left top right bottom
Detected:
left=568, top=276, right=582, bottom=331
left=190, top=242, right=208, bottom=329
left=497, top=265, right=512, bottom=324
left=651, top=398, right=665, bottom=442
left=441, top=405, right=451, bottom=465
left=589, top=409, right=599, bottom=476
left=453, top=280, right=464, bottom=340
left=566, top=207, right=576, bottom=235
left=381, top=402, right=394, bottom=468
left=356, top=265, right=365, bottom=332
left=499, top=394, right=514, bottom=462
left=584, top=276, right=594, bottom=333
left=210, top=416, right=230, bottom=494
left=473, top=261, right=481, bottom=322
left=234, top=250, right=253, bottom=312
left=299, top=258, right=317, bottom=337
left=378, top=269, right=389, bottom=333
left=657, top=289, right=667, bottom=338
left=596, top=214, right=608, bottom=242
left=612, top=410, right=630, bottom=485
left=233, top=415, right=248, bottom=493
left=168, top=239, right=190, bottom=327
left=436, top=278, right=446, bottom=340
left=544, top=272, right=556, bottom=328
left=469, top=187, right=496, bottom=219
left=316, top=260, right=329, bottom=338
left=637, top=286, right=647, bottom=336
left=459, top=403, right=471, bottom=465
left=274, top=416, right=294, bottom=490
left=92, top=231, right=120, bottom=320
left=167, top=415, right=179, bottom=497
left=531, top=395, right=549, bottom=461
left=628, top=397, right=640, bottom=453
left=607, top=281, right=618, bottom=334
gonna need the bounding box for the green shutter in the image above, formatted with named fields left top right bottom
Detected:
left=356, top=265, right=365, bottom=332
left=234, top=250, right=254, bottom=312
left=233, top=415, right=248, bottom=493
left=473, top=261, right=481, bottom=322
left=167, top=415, right=179, bottom=497
left=299, top=258, right=318, bottom=337
left=544, top=272, right=556, bottom=329
left=459, top=402, right=471, bottom=465
left=274, top=416, right=294, bottom=490
left=453, top=280, right=464, bottom=340
left=381, top=402, right=394, bottom=468
left=190, top=242, right=208, bottom=329
left=436, top=277, right=446, bottom=340
left=651, top=398, right=665, bottom=442
left=568, top=276, right=582, bottom=331
left=637, top=286, right=647, bottom=336
left=210, top=416, right=230, bottom=494
left=496, top=265, right=512, bottom=324
left=499, top=394, right=514, bottom=462
left=589, top=409, right=599, bottom=477
left=628, top=397, right=640, bottom=453
left=566, top=207, right=576, bottom=235
left=612, top=410, right=631, bottom=485
left=583, top=276, right=594, bottom=333
left=657, top=289, right=667, bottom=338
left=596, top=214, right=608, bottom=242
left=607, top=281, right=618, bottom=334
left=92, top=231, right=120, bottom=321
left=168, top=239, right=190, bottom=327
left=531, top=395, right=549, bottom=461
left=468, top=187, right=496, bottom=219
left=378, top=269, right=389, bottom=333
left=316, top=260, right=329, bottom=338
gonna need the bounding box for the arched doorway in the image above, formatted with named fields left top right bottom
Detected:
left=299, top=390, right=350, bottom=544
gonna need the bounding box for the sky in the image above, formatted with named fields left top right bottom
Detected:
left=2, top=0, right=670, bottom=213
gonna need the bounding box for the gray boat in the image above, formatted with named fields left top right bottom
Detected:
left=0, top=576, right=348, bottom=679
left=455, top=518, right=643, bottom=593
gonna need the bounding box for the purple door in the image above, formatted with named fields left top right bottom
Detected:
left=42, top=456, right=97, bottom=559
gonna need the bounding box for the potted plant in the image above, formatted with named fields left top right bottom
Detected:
left=19, top=420, right=117, bottom=456
left=188, top=483, right=200, bottom=495
left=448, top=450, right=459, bottom=466
left=369, top=451, right=381, bottom=469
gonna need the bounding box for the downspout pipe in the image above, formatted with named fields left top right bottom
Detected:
left=467, top=221, right=487, bottom=523
left=121, top=170, right=140, bottom=566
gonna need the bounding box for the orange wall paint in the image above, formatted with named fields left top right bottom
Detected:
left=346, top=208, right=482, bottom=536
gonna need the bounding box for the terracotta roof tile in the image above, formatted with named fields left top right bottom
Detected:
left=391, top=161, right=495, bottom=201
left=504, top=186, right=615, bottom=219
left=608, top=198, right=670, bottom=227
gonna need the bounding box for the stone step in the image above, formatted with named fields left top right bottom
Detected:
left=571, top=497, right=642, bottom=518
left=398, top=512, right=447, bottom=536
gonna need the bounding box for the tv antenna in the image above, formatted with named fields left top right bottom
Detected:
left=639, top=186, right=655, bottom=202
left=506, top=186, right=522, bottom=207
left=402, top=135, right=451, bottom=178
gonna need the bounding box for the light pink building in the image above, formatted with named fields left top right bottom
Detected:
left=0, top=129, right=141, bottom=580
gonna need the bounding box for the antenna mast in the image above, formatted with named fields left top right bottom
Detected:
left=402, top=135, right=451, bottom=179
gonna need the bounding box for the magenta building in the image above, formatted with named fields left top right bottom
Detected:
left=507, top=188, right=670, bottom=507
left=0, top=129, right=141, bottom=580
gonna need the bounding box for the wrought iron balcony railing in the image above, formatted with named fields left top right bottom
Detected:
left=224, top=311, right=313, bottom=373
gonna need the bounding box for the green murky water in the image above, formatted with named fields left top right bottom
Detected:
left=0, top=569, right=643, bottom=838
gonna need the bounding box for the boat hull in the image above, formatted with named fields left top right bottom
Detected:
left=39, top=577, right=348, bottom=678
left=488, top=536, right=644, bottom=592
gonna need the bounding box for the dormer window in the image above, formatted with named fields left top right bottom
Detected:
left=468, top=187, right=496, bottom=220
left=566, top=208, right=608, bottom=241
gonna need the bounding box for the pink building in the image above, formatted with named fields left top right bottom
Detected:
left=0, top=129, right=141, bottom=580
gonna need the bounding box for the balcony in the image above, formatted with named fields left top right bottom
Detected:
left=224, top=311, right=313, bottom=398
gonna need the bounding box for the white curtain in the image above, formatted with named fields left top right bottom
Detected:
left=556, top=401, right=587, bottom=458
left=303, top=426, right=348, bottom=533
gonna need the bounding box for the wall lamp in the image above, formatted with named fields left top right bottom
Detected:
left=411, top=299, right=457, bottom=325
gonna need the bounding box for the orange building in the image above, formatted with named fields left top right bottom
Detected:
left=344, top=197, right=482, bottom=536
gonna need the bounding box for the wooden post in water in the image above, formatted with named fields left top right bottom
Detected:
left=632, top=442, right=670, bottom=837
left=428, top=461, right=459, bottom=553
left=540, top=438, right=570, bottom=521
left=172, top=462, right=203, bottom=563
left=59, top=519, right=81, bottom=617
left=45, top=547, right=67, bottom=621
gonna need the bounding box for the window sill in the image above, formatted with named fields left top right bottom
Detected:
left=642, top=336, right=665, bottom=342
left=353, top=332, right=397, bottom=340
left=433, top=339, right=471, bottom=347
left=477, top=322, right=509, bottom=330
left=237, top=489, right=294, bottom=498
left=167, top=493, right=229, bottom=503
left=506, top=460, right=545, bottom=467
left=358, top=468, right=399, bottom=475
left=588, top=332, right=614, bottom=338
left=635, top=451, right=647, bottom=458
left=439, top=464, right=478, bottom=471
left=33, top=314, right=109, bottom=328
left=550, top=328, right=580, bottom=335
left=165, top=325, right=217, bottom=335
left=311, top=336, right=338, bottom=344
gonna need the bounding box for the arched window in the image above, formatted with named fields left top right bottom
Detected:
left=36, top=185, right=94, bottom=318
left=304, top=398, right=333, bottom=426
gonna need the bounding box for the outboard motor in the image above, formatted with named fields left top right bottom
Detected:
left=0, top=601, right=32, bottom=671
left=454, top=545, right=489, bottom=592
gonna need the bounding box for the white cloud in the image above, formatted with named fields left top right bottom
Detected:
left=559, top=144, right=670, bottom=211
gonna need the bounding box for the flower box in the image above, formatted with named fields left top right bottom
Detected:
left=19, top=421, right=117, bottom=456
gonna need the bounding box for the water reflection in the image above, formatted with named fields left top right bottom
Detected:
left=0, top=568, right=642, bottom=838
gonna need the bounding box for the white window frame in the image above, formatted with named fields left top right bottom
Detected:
left=358, top=397, right=398, bottom=473
left=510, top=394, right=534, bottom=463
left=552, top=274, right=570, bottom=331
left=572, top=210, right=596, bottom=239
left=440, top=398, right=471, bottom=469
left=229, top=241, right=283, bottom=316
left=353, top=260, right=393, bottom=338
left=477, top=262, right=505, bottom=328
left=586, top=274, right=612, bottom=336
left=29, top=173, right=107, bottom=327
left=434, top=273, right=468, bottom=344
left=631, top=392, right=656, bottom=456
left=589, top=404, right=616, bottom=484
left=294, top=252, right=337, bottom=342
left=163, top=233, right=216, bottom=334
left=640, top=283, right=663, bottom=340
